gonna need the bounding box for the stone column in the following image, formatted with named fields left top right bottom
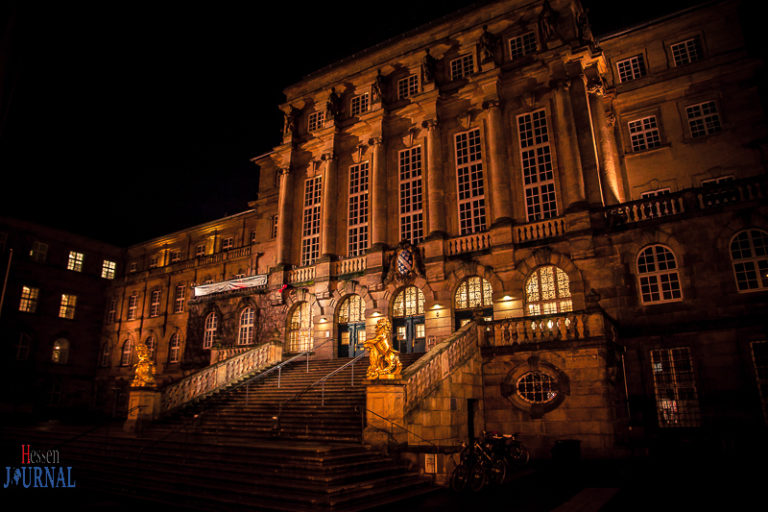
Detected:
left=553, top=81, right=587, bottom=210
left=276, top=168, right=293, bottom=266
left=483, top=99, right=513, bottom=225
left=568, top=74, right=604, bottom=207
left=589, top=91, right=625, bottom=205
left=369, top=137, right=387, bottom=248
left=424, top=119, right=446, bottom=237
left=320, top=152, right=338, bottom=257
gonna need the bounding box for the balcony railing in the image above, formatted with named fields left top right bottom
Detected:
left=334, top=254, right=366, bottom=275
left=697, top=175, right=765, bottom=209
left=514, top=216, right=566, bottom=243
left=604, top=192, right=685, bottom=226
left=446, top=232, right=492, bottom=256
left=490, top=310, right=614, bottom=346
left=287, top=265, right=315, bottom=283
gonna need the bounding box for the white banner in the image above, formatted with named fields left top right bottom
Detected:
left=194, top=274, right=268, bottom=297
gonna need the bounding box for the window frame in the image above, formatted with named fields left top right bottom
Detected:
left=507, top=31, right=537, bottom=61
left=301, top=175, right=323, bottom=266
left=627, top=115, right=662, bottom=152
left=454, top=128, right=487, bottom=235
left=636, top=244, right=684, bottom=305
left=524, top=265, right=573, bottom=316
left=30, top=241, right=48, bottom=263
left=616, top=54, right=647, bottom=83
left=730, top=229, right=768, bottom=292
left=650, top=346, right=701, bottom=428
left=173, top=284, right=186, bottom=314
left=397, top=74, right=420, bottom=100
left=685, top=100, right=721, bottom=139
left=398, top=146, right=425, bottom=245
left=203, top=312, right=218, bottom=349
left=19, top=285, right=40, bottom=313
left=347, top=161, right=370, bottom=257
left=670, top=35, right=702, bottom=67
left=101, top=260, right=117, bottom=279
left=120, top=340, right=133, bottom=367
left=149, top=289, right=162, bottom=317
left=350, top=93, right=370, bottom=117
left=237, top=307, right=256, bottom=345
left=450, top=53, right=474, bottom=81
left=168, top=334, right=181, bottom=363
left=67, top=251, right=84, bottom=272
left=308, top=110, right=325, bottom=132
left=517, top=109, right=558, bottom=222
left=58, top=293, right=77, bottom=319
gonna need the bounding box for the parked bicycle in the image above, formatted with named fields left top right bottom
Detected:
left=450, top=431, right=530, bottom=492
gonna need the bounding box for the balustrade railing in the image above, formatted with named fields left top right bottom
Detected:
left=491, top=310, right=612, bottom=346
left=697, top=176, right=765, bottom=209
left=604, top=192, right=685, bottom=226
left=514, top=216, right=566, bottom=243
left=335, top=255, right=366, bottom=275
left=446, top=232, right=492, bottom=256
left=209, top=346, right=250, bottom=364
left=160, top=342, right=281, bottom=414
left=287, top=265, right=316, bottom=283
left=403, top=322, right=478, bottom=414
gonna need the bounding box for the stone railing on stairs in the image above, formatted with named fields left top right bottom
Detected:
left=490, top=309, right=615, bottom=346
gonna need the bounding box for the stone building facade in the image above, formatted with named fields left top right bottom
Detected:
left=97, top=0, right=767, bottom=457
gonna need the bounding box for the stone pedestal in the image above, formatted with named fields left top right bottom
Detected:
left=364, top=379, right=407, bottom=447
left=123, top=387, right=162, bottom=433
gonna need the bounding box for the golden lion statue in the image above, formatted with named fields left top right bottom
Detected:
left=131, top=341, right=157, bottom=388
left=363, top=318, right=402, bottom=379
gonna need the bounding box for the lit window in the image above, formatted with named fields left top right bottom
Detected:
left=127, top=293, right=138, bottom=320
left=18, top=286, right=39, bottom=313
left=392, top=286, right=425, bottom=317
left=671, top=36, right=701, bottom=67
left=686, top=101, right=721, bottom=138
left=173, top=284, right=185, bottom=313
left=195, top=244, right=207, bottom=257
left=616, top=54, right=646, bottom=83
left=751, top=341, right=768, bottom=425
left=730, top=229, right=768, bottom=292
left=203, top=312, right=218, bottom=349
left=399, top=146, right=424, bottom=244
left=525, top=266, right=572, bottom=316
left=58, top=294, right=77, bottom=319
left=650, top=347, right=700, bottom=428
left=168, top=334, right=181, bottom=363
left=237, top=307, right=255, bottom=345
left=397, top=74, right=419, bottom=100
left=455, top=276, right=493, bottom=310
left=99, top=343, right=110, bottom=367
left=149, top=289, right=161, bottom=317
left=222, top=237, right=234, bottom=251
left=29, top=241, right=48, bottom=263
left=120, top=340, right=133, bottom=366
left=518, top=109, right=557, bottom=221
left=149, top=254, right=160, bottom=268
left=51, top=338, right=70, bottom=364
left=338, top=294, right=365, bottom=324
left=348, top=162, right=370, bottom=257
left=628, top=116, right=662, bottom=152
left=350, top=93, right=369, bottom=117
left=288, top=302, right=312, bottom=353
left=508, top=32, right=537, bottom=61
left=271, top=215, right=279, bottom=239
left=455, top=128, right=487, bottom=235
left=516, top=372, right=557, bottom=404
left=301, top=176, right=322, bottom=266
left=101, top=260, right=117, bottom=279
left=450, top=54, right=474, bottom=80
left=169, top=250, right=181, bottom=263
left=308, top=111, right=325, bottom=132
left=67, top=251, right=84, bottom=272
left=16, top=333, right=31, bottom=361
left=637, top=245, right=683, bottom=304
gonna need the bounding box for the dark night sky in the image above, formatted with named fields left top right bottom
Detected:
left=0, top=0, right=708, bottom=247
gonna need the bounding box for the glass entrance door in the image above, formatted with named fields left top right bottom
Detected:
left=393, top=316, right=425, bottom=354
left=338, top=323, right=366, bottom=358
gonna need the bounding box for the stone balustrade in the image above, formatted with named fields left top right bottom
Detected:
left=491, top=310, right=612, bottom=346
left=335, top=255, right=366, bottom=275
left=604, top=192, right=685, bottom=226
left=287, top=265, right=316, bottom=283
left=160, top=342, right=281, bottom=414
left=697, top=175, right=765, bottom=209
left=209, top=346, right=251, bottom=364
left=514, top=216, right=566, bottom=243
left=446, top=232, right=492, bottom=256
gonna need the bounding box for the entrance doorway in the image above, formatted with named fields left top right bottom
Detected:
left=392, top=286, right=426, bottom=354
left=337, top=294, right=366, bottom=358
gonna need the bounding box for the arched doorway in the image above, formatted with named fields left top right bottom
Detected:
left=454, top=276, right=494, bottom=329
left=287, top=302, right=312, bottom=353
left=337, top=294, right=366, bottom=358
left=391, top=286, right=425, bottom=354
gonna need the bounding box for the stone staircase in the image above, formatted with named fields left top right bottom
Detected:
left=1, top=353, right=432, bottom=511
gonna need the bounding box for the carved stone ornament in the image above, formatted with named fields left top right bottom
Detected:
left=326, top=87, right=343, bottom=123
left=422, top=48, right=437, bottom=84
left=131, top=342, right=157, bottom=388
left=478, top=24, right=500, bottom=64
left=384, top=240, right=425, bottom=285
left=363, top=317, right=402, bottom=379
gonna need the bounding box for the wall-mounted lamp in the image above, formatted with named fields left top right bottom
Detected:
left=371, top=311, right=382, bottom=317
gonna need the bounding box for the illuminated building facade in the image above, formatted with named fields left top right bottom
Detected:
left=96, top=0, right=767, bottom=457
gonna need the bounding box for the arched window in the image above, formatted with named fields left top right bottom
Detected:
left=392, top=286, right=425, bottom=317
left=203, top=312, right=218, bottom=349
left=149, top=289, right=161, bottom=317
left=145, top=336, right=155, bottom=358
left=288, top=302, right=311, bottom=353
left=338, top=294, right=365, bottom=323
left=51, top=338, right=69, bottom=364
left=120, top=340, right=133, bottom=366
left=730, top=229, right=768, bottom=292
left=637, top=245, right=682, bottom=304
left=238, top=307, right=256, bottom=345
left=168, top=333, right=181, bottom=363
left=99, top=342, right=110, bottom=367
left=454, top=276, right=493, bottom=310
left=525, top=266, right=572, bottom=315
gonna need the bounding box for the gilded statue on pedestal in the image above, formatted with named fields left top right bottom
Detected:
left=131, top=341, right=157, bottom=388
left=364, top=318, right=402, bottom=379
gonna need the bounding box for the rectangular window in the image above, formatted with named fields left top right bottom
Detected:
left=640, top=188, right=671, bottom=199
left=173, top=284, right=185, bottom=313
left=106, top=297, right=117, bottom=323
left=671, top=36, right=701, bottom=67
left=58, top=294, right=77, bottom=319
left=169, top=250, right=181, bottom=263
left=149, top=254, right=160, bottom=268
left=454, top=129, right=487, bottom=235
left=127, top=293, right=138, bottom=320
left=195, top=244, right=206, bottom=257
left=101, top=260, right=117, bottom=279
left=751, top=341, right=768, bottom=424
left=29, top=241, right=48, bottom=263
left=350, top=93, right=369, bottom=117
left=650, top=347, right=701, bottom=428
left=701, top=175, right=735, bottom=187
left=616, top=54, right=646, bottom=83
left=301, top=176, right=323, bottom=266
left=149, top=289, right=161, bottom=317
left=221, top=237, right=234, bottom=251
left=450, top=54, right=474, bottom=80
left=508, top=32, right=537, bottom=61
left=308, top=111, right=325, bottom=132
left=518, top=109, right=558, bottom=221
left=397, top=74, right=419, bottom=100
left=67, top=251, right=84, bottom=272
left=399, top=146, right=424, bottom=244
left=129, top=261, right=137, bottom=273
left=271, top=215, right=279, bottom=239
left=348, top=162, right=370, bottom=257
left=628, top=116, right=662, bottom=152
left=686, top=101, right=721, bottom=138
left=250, top=231, right=257, bottom=244
left=19, top=286, right=39, bottom=313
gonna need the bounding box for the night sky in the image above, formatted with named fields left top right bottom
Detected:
left=0, top=0, right=710, bottom=246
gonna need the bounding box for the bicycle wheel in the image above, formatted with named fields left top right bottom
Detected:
left=509, top=444, right=531, bottom=467
left=469, top=462, right=487, bottom=492
left=450, top=463, right=470, bottom=492
left=489, top=458, right=507, bottom=486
